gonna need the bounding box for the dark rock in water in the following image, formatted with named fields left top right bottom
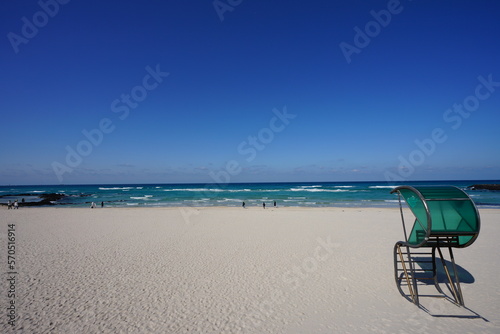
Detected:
left=39, top=193, right=67, bottom=202
left=467, top=184, right=500, bottom=191
left=22, top=193, right=67, bottom=206
left=0, top=193, right=67, bottom=207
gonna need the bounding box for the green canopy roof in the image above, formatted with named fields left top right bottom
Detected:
left=391, top=186, right=480, bottom=248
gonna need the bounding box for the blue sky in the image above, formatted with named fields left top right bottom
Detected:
left=1, top=0, right=499, bottom=185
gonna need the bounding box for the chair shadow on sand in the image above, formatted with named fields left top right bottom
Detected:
left=413, top=256, right=474, bottom=284
left=390, top=186, right=488, bottom=321
left=398, top=256, right=488, bottom=321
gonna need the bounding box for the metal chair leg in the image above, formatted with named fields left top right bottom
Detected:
left=435, top=246, right=464, bottom=306
left=395, top=243, right=419, bottom=306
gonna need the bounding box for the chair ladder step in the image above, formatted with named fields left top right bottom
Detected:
left=396, top=247, right=435, bottom=282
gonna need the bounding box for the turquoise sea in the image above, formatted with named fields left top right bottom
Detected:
left=1, top=180, right=499, bottom=208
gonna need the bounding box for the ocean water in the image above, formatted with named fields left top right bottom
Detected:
left=0, top=180, right=499, bottom=208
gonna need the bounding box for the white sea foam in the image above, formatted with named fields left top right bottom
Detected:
left=254, top=189, right=281, bottom=192
left=130, top=195, right=153, bottom=200
left=99, top=187, right=134, bottom=190
left=164, top=188, right=251, bottom=193
left=290, top=188, right=350, bottom=192
left=293, top=185, right=322, bottom=189
left=164, top=188, right=221, bottom=192
left=369, top=186, right=395, bottom=189
left=31, top=190, right=46, bottom=193
left=216, top=198, right=243, bottom=203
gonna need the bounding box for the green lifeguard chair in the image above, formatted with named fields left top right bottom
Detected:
left=390, top=185, right=480, bottom=306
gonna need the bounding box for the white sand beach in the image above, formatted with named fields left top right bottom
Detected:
left=1, top=207, right=499, bottom=333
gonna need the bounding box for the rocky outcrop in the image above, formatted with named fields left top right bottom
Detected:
left=0, top=193, right=67, bottom=207
left=467, top=184, right=500, bottom=191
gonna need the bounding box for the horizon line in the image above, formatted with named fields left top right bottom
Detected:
left=1, top=179, right=499, bottom=187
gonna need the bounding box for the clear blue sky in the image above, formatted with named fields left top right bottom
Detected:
left=1, top=0, right=499, bottom=185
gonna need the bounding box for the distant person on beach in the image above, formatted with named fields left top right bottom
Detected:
left=242, top=201, right=245, bottom=208
left=274, top=201, right=276, bottom=208
left=263, top=202, right=265, bottom=209
left=7, top=200, right=11, bottom=209
left=101, top=201, right=104, bottom=208
left=90, top=202, right=96, bottom=209
left=14, top=200, right=18, bottom=209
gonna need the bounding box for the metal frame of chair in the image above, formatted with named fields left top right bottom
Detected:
left=391, top=185, right=480, bottom=307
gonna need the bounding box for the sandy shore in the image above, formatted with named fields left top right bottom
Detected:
left=1, top=207, right=499, bottom=333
